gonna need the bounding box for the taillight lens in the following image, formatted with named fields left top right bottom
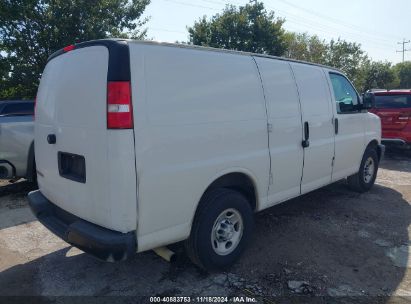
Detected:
left=63, top=44, right=75, bottom=52
left=107, top=81, right=133, bottom=129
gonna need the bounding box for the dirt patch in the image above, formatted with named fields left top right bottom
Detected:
left=0, top=180, right=37, bottom=231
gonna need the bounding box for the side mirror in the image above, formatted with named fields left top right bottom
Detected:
left=361, top=93, right=374, bottom=110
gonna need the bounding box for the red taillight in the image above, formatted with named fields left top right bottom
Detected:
left=107, top=81, right=133, bottom=129
left=63, top=44, right=75, bottom=52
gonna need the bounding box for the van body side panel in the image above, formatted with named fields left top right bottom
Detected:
left=35, top=46, right=137, bottom=233
left=331, top=112, right=365, bottom=180
left=365, top=113, right=382, bottom=146
left=129, top=43, right=269, bottom=251
left=291, top=63, right=335, bottom=194
left=253, top=57, right=304, bottom=207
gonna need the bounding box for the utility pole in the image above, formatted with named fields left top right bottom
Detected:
left=397, top=39, right=410, bottom=62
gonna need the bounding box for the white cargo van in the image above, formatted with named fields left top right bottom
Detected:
left=29, top=39, right=384, bottom=270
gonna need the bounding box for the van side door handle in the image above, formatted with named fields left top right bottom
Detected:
left=334, top=118, right=339, bottom=135
left=302, top=121, right=310, bottom=148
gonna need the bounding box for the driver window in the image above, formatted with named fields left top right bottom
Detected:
left=329, top=73, right=359, bottom=114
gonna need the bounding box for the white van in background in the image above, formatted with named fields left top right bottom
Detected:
left=28, top=39, right=384, bottom=270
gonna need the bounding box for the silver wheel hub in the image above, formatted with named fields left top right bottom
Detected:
left=211, top=208, right=243, bottom=256
left=363, top=157, right=375, bottom=183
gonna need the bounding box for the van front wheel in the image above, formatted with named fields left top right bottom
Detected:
left=347, top=147, right=379, bottom=193
left=185, top=189, right=254, bottom=271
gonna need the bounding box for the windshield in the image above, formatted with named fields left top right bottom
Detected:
left=375, top=94, right=411, bottom=109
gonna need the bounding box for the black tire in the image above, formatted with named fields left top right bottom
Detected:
left=185, top=188, right=254, bottom=271
left=31, top=161, right=37, bottom=184
left=347, top=147, right=379, bottom=193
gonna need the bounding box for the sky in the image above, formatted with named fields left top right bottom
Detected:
left=142, top=0, right=411, bottom=64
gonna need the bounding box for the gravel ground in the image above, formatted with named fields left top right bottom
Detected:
left=0, top=149, right=411, bottom=303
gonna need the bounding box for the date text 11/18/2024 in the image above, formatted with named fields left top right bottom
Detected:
left=149, top=296, right=257, bottom=303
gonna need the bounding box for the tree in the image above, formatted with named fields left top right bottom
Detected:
left=357, top=61, right=398, bottom=92
left=392, top=61, right=411, bottom=88
left=0, top=0, right=150, bottom=99
left=324, top=38, right=368, bottom=89
left=284, top=33, right=369, bottom=91
left=284, top=32, right=327, bottom=64
left=188, top=1, right=287, bottom=56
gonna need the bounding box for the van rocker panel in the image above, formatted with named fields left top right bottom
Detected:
left=28, top=190, right=136, bottom=262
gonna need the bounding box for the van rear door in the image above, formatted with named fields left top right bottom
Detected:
left=35, top=41, right=137, bottom=233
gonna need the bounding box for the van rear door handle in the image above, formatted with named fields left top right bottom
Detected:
left=334, top=118, right=339, bottom=135
left=47, top=134, right=56, bottom=144
left=302, top=121, right=310, bottom=148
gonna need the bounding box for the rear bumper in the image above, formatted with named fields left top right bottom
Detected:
left=28, top=190, right=136, bottom=262
left=382, top=138, right=411, bottom=148
left=382, top=128, right=411, bottom=146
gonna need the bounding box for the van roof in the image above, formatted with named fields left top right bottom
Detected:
left=128, top=40, right=342, bottom=73
left=49, top=38, right=343, bottom=74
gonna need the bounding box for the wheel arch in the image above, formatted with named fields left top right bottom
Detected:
left=366, top=139, right=382, bottom=161
left=26, top=141, right=36, bottom=182
left=191, top=169, right=259, bottom=227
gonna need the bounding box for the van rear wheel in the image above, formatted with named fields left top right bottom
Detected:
left=185, top=188, right=254, bottom=271
left=347, top=147, right=379, bottom=193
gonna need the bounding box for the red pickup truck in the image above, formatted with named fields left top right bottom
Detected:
left=367, top=90, right=411, bottom=148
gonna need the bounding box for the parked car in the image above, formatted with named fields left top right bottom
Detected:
left=28, top=39, right=384, bottom=270
left=0, top=100, right=36, bottom=181
left=366, top=90, right=411, bottom=149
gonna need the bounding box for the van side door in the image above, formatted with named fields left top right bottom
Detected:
left=291, top=63, right=335, bottom=194
left=254, top=57, right=304, bottom=206
left=325, top=71, right=366, bottom=181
